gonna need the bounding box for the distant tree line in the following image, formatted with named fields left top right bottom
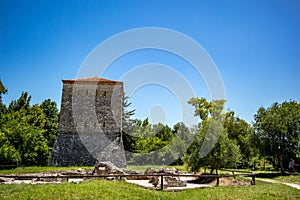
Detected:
left=1, top=80, right=299, bottom=173
left=123, top=119, right=193, bottom=165
left=123, top=97, right=300, bottom=173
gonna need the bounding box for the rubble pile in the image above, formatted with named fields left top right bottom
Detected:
left=93, top=161, right=125, bottom=175
left=144, top=167, right=187, bottom=189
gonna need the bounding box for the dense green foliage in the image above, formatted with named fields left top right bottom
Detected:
left=0, top=81, right=59, bottom=166
left=225, top=111, right=259, bottom=167
left=122, top=96, right=193, bottom=165
left=254, top=101, right=300, bottom=172
left=183, top=98, right=242, bottom=172
left=124, top=119, right=193, bottom=165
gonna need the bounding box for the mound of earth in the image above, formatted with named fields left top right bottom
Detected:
left=214, top=177, right=251, bottom=186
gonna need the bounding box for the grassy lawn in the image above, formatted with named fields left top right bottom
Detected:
left=0, top=166, right=299, bottom=199
left=0, top=179, right=299, bottom=200
left=273, top=175, right=300, bottom=185
left=248, top=170, right=300, bottom=185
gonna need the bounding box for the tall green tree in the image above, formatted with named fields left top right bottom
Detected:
left=184, top=97, right=241, bottom=173
left=122, top=95, right=137, bottom=156
left=0, top=80, right=7, bottom=114
left=0, top=91, right=57, bottom=166
left=224, top=111, right=257, bottom=165
left=127, top=121, right=193, bottom=165
left=40, top=99, right=59, bottom=148
left=254, top=100, right=300, bottom=172
left=8, top=91, right=31, bottom=113
left=0, top=130, right=21, bottom=165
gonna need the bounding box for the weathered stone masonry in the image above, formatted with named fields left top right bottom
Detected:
left=49, top=77, right=126, bottom=167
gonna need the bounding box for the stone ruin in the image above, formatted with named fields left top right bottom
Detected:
left=49, top=77, right=126, bottom=168
left=0, top=162, right=187, bottom=188
left=144, top=167, right=187, bottom=188
left=92, top=162, right=187, bottom=189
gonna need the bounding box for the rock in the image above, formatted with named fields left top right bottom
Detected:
left=0, top=177, right=14, bottom=183
left=144, top=168, right=158, bottom=174
left=159, top=167, right=178, bottom=175
left=68, top=178, right=83, bottom=184
left=149, top=176, right=159, bottom=187
left=123, top=169, right=140, bottom=175
left=123, top=169, right=147, bottom=180
left=145, top=167, right=187, bottom=188
left=164, top=176, right=187, bottom=187
left=93, top=161, right=125, bottom=175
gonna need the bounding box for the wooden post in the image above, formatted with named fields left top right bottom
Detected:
left=216, top=170, right=219, bottom=186
left=251, top=173, right=255, bottom=185
left=160, top=175, right=164, bottom=190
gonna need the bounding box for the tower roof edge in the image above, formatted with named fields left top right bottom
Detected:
left=62, top=77, right=123, bottom=84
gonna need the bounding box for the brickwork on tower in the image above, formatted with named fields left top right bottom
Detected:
left=49, top=77, right=126, bottom=167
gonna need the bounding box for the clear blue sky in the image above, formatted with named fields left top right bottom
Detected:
left=1, top=0, right=299, bottom=126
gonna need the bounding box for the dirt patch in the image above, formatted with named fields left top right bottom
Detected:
left=215, top=177, right=251, bottom=186
left=188, top=173, right=251, bottom=186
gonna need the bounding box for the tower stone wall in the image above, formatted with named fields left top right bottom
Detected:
left=49, top=77, right=126, bottom=167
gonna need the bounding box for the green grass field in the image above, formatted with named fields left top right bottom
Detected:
left=0, top=166, right=299, bottom=199
left=273, top=175, right=300, bottom=185
left=0, top=179, right=299, bottom=200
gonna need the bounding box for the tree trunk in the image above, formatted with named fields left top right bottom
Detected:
left=277, top=154, right=285, bottom=174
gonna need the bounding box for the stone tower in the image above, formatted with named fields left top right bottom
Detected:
left=49, top=77, right=126, bottom=167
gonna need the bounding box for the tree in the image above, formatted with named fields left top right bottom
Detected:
left=122, top=95, right=135, bottom=134
left=254, top=100, right=300, bottom=173
left=0, top=91, right=54, bottom=166
left=184, top=97, right=241, bottom=173
left=8, top=91, right=31, bottom=113
left=40, top=99, right=59, bottom=148
left=127, top=121, right=193, bottom=165
left=0, top=80, right=7, bottom=102
left=224, top=112, right=257, bottom=166
left=19, top=125, right=49, bottom=166
left=169, top=122, right=193, bottom=165
left=0, top=80, right=7, bottom=115
left=0, top=131, right=21, bottom=165
left=122, top=95, right=137, bottom=156
left=153, top=123, right=173, bottom=142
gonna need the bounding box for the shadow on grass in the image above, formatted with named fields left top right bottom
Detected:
left=255, top=172, right=289, bottom=179
left=188, top=176, right=216, bottom=184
